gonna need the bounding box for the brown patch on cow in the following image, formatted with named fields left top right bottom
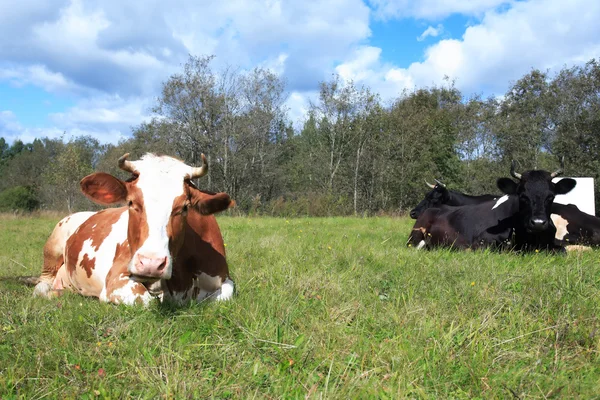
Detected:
left=412, top=227, right=427, bottom=234
left=168, top=193, right=188, bottom=256
left=125, top=186, right=149, bottom=255
left=80, top=253, right=96, bottom=278
left=131, top=282, right=149, bottom=296
left=105, top=240, right=131, bottom=292
left=164, top=208, right=229, bottom=296
left=113, top=239, right=131, bottom=264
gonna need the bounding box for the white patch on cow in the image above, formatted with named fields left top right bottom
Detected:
left=127, top=155, right=197, bottom=278
left=105, top=279, right=154, bottom=306
left=94, top=212, right=129, bottom=278
left=416, top=240, right=426, bottom=250
left=492, top=195, right=509, bottom=210
left=551, top=214, right=569, bottom=240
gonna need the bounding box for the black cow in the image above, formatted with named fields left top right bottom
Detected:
left=408, top=162, right=576, bottom=251
left=410, top=174, right=599, bottom=247
left=409, top=180, right=498, bottom=219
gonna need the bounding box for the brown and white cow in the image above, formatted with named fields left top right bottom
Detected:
left=33, top=153, right=235, bottom=305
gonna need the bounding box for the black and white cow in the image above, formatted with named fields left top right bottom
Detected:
left=408, top=162, right=576, bottom=251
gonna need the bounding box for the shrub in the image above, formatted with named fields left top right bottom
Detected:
left=0, top=186, right=40, bottom=212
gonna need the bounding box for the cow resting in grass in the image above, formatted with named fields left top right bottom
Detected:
left=409, top=169, right=600, bottom=248
left=34, top=153, right=235, bottom=305
left=409, top=179, right=497, bottom=219
left=408, top=161, right=577, bottom=251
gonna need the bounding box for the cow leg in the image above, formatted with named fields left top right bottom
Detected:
left=33, top=251, right=66, bottom=299
left=408, top=227, right=427, bottom=249
left=102, top=268, right=155, bottom=306
left=192, top=275, right=235, bottom=302
left=164, top=275, right=235, bottom=304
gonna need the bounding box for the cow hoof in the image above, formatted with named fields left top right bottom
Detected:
left=214, top=278, right=235, bottom=301
left=33, top=281, right=53, bottom=298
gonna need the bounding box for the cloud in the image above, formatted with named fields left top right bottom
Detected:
left=0, top=0, right=374, bottom=140
left=0, top=110, right=65, bottom=144
left=1, top=94, right=147, bottom=145
left=369, top=0, right=511, bottom=20
left=337, top=0, right=600, bottom=100
left=0, top=64, right=88, bottom=95
left=417, top=25, right=443, bottom=41
left=0, top=0, right=371, bottom=98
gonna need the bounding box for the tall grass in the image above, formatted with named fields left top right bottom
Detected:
left=1, top=216, right=599, bottom=398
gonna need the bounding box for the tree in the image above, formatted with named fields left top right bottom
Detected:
left=44, top=140, right=95, bottom=213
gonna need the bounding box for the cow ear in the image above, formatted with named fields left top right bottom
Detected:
left=190, top=188, right=235, bottom=215
left=555, top=178, right=576, bottom=195
left=497, top=178, right=517, bottom=195
left=80, top=173, right=128, bottom=205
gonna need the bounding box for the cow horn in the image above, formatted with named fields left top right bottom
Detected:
left=189, top=153, right=208, bottom=179
left=434, top=179, right=446, bottom=187
left=425, top=180, right=436, bottom=189
left=510, top=160, right=522, bottom=179
left=118, top=153, right=138, bottom=174
left=550, top=156, right=564, bottom=178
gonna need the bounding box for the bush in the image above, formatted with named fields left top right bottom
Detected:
left=0, top=186, right=40, bottom=212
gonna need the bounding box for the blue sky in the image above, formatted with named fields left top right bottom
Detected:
left=1, top=0, right=599, bottom=145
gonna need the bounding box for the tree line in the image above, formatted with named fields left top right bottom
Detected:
left=2, top=56, right=600, bottom=216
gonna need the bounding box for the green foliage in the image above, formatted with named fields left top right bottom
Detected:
left=2, top=216, right=600, bottom=397
left=0, top=186, right=39, bottom=212
left=2, top=57, right=600, bottom=215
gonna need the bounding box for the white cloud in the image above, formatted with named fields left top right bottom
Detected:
left=285, top=91, right=314, bottom=128
left=339, top=0, right=600, bottom=101
left=0, top=64, right=87, bottom=94
left=370, top=0, right=511, bottom=20
left=417, top=25, right=443, bottom=41
left=0, top=110, right=66, bottom=144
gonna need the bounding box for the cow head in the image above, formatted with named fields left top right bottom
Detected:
left=79, top=153, right=233, bottom=282
left=496, top=160, right=576, bottom=233
left=409, top=180, right=449, bottom=219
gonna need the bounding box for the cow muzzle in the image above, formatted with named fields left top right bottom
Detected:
left=527, top=218, right=549, bottom=232
left=129, top=253, right=170, bottom=281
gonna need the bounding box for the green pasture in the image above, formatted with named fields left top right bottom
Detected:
left=1, top=215, right=599, bottom=398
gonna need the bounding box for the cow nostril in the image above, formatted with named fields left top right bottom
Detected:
left=157, top=257, right=167, bottom=271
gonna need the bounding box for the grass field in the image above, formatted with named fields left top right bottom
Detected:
left=1, top=214, right=599, bottom=399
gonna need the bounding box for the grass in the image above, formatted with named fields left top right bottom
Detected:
left=1, top=214, right=600, bottom=398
